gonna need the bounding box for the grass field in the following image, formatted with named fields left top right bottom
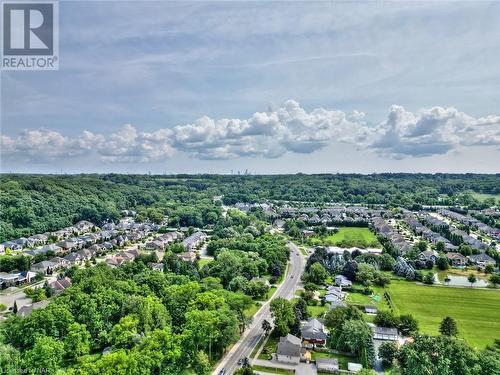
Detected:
left=470, top=191, right=500, bottom=202
left=386, top=280, right=500, bottom=348
left=309, top=227, right=382, bottom=248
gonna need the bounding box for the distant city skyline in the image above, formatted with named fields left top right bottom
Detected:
left=2, top=1, right=499, bottom=173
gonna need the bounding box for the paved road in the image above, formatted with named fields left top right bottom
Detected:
left=212, top=242, right=305, bottom=375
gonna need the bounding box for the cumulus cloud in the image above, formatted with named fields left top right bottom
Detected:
left=1, top=101, right=498, bottom=163
left=1, top=125, right=173, bottom=163
left=172, top=100, right=365, bottom=159
left=370, top=106, right=500, bottom=158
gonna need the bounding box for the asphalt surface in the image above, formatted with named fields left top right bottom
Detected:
left=212, top=242, right=305, bottom=375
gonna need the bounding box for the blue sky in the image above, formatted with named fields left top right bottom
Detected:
left=1, top=0, right=499, bottom=173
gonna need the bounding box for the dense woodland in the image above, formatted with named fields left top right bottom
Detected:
left=1, top=173, right=499, bottom=242
left=0, top=211, right=290, bottom=374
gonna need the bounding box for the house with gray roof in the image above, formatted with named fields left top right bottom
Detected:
left=316, top=358, right=339, bottom=373
left=276, top=334, right=302, bottom=364
left=468, top=253, right=496, bottom=268
left=301, top=318, right=327, bottom=345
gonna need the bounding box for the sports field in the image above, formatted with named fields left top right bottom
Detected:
left=324, top=227, right=381, bottom=248
left=386, top=280, right=500, bottom=348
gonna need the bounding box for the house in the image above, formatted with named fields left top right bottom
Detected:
left=145, top=240, right=164, bottom=251
left=49, top=257, right=71, bottom=269
left=182, top=231, right=207, bottom=251
left=106, top=256, right=127, bottom=267
left=348, top=363, right=363, bottom=373
left=418, top=250, right=438, bottom=264
left=149, top=262, right=164, bottom=271
left=64, top=252, right=83, bottom=265
left=1, top=241, right=22, bottom=251
left=276, top=334, right=302, bottom=364
left=31, top=260, right=57, bottom=275
left=373, top=326, right=399, bottom=341
left=445, top=252, right=467, bottom=267
left=324, top=285, right=346, bottom=302
left=365, top=306, right=378, bottom=314
left=36, top=244, right=64, bottom=255
left=335, top=275, right=352, bottom=288
left=57, top=240, right=76, bottom=251
left=0, top=272, right=23, bottom=287
left=329, top=300, right=346, bottom=310
left=468, top=253, right=496, bottom=268
left=316, top=358, right=339, bottom=373
left=301, top=318, right=327, bottom=345
left=17, top=300, right=50, bottom=317
left=179, top=252, right=197, bottom=262
left=49, top=277, right=72, bottom=294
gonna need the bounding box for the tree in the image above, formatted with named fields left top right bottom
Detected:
left=356, top=263, right=376, bottom=286
left=435, top=241, right=445, bottom=253
left=398, top=314, right=419, bottom=336
left=338, top=320, right=374, bottom=364
left=436, top=256, right=449, bottom=271
left=379, top=254, right=396, bottom=271
left=306, top=262, right=329, bottom=285
left=398, top=334, right=478, bottom=375
left=342, top=260, right=358, bottom=281
left=484, top=264, right=494, bottom=274
left=439, top=316, right=458, bottom=337
left=294, top=298, right=309, bottom=321
left=109, top=315, right=140, bottom=349
left=64, top=322, right=91, bottom=360
left=490, top=273, right=500, bottom=287
left=423, top=272, right=434, bottom=285
left=417, top=241, right=428, bottom=252
left=378, top=341, right=398, bottom=367
left=261, top=319, right=272, bottom=335
left=270, top=298, right=295, bottom=337
left=374, top=311, right=398, bottom=328
left=467, top=273, right=477, bottom=287
left=22, top=336, right=64, bottom=375
left=193, top=350, right=211, bottom=375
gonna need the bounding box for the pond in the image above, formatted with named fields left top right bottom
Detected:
left=434, top=274, right=489, bottom=287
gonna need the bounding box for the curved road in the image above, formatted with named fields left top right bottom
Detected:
left=213, top=242, right=305, bottom=375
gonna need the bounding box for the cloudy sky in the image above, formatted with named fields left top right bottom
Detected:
left=1, top=0, right=499, bottom=174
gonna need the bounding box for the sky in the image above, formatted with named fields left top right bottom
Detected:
left=1, top=0, right=499, bottom=174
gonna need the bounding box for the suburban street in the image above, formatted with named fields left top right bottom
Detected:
left=212, top=242, right=306, bottom=375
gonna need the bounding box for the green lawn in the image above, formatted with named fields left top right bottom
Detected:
left=311, top=351, right=358, bottom=370
left=469, top=191, right=500, bottom=202
left=385, top=280, right=500, bottom=348
left=312, top=227, right=381, bottom=248
left=244, top=302, right=261, bottom=318
left=258, top=335, right=279, bottom=360
left=198, top=258, right=213, bottom=269
left=308, top=304, right=329, bottom=318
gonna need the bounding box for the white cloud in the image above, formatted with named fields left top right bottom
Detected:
left=172, top=100, right=365, bottom=159
left=2, top=101, right=498, bottom=164
left=1, top=125, right=173, bottom=163
left=370, top=105, right=500, bottom=158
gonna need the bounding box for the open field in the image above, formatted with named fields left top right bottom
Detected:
left=470, top=191, right=500, bottom=202
left=324, top=227, right=381, bottom=248
left=386, top=280, right=500, bottom=348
